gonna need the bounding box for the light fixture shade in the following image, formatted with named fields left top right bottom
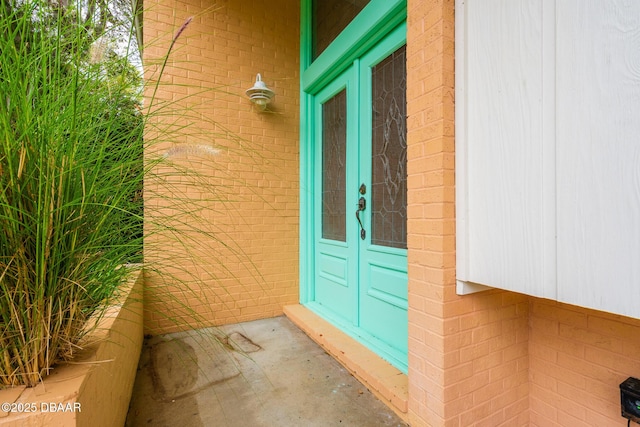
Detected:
left=246, top=73, right=274, bottom=110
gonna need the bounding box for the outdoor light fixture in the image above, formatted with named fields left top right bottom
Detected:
left=621, top=377, right=640, bottom=425
left=246, top=73, right=274, bottom=111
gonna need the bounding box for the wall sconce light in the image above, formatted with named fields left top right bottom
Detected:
left=621, top=377, right=640, bottom=425
left=246, top=73, right=274, bottom=111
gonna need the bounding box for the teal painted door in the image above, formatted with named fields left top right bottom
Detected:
left=310, top=28, right=408, bottom=372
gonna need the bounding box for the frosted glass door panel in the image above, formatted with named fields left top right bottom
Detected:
left=371, top=45, right=407, bottom=249
left=322, top=90, right=347, bottom=242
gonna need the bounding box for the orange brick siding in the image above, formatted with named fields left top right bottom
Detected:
left=140, top=1, right=640, bottom=424
left=406, top=0, right=453, bottom=423
left=406, top=0, right=530, bottom=425
left=143, top=0, right=300, bottom=333
left=407, top=1, right=640, bottom=425
left=529, top=300, right=640, bottom=426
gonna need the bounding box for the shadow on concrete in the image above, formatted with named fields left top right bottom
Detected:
left=126, top=316, right=408, bottom=426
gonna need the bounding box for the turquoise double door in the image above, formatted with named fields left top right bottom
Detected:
left=308, top=26, right=408, bottom=373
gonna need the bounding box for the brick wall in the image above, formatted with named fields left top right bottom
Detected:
left=530, top=300, right=640, bottom=426
left=143, top=0, right=300, bottom=333
left=405, top=0, right=454, bottom=421
left=139, top=1, right=640, bottom=425
left=406, top=0, right=530, bottom=425
left=404, top=1, right=640, bottom=425
left=406, top=0, right=454, bottom=422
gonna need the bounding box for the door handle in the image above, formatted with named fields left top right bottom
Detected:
left=355, top=197, right=366, bottom=240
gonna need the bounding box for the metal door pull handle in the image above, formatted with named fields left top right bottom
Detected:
left=356, top=197, right=366, bottom=240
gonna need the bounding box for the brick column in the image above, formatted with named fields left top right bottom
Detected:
left=406, top=0, right=457, bottom=424
left=406, top=1, right=530, bottom=425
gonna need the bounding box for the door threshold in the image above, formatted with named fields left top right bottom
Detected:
left=283, top=304, right=408, bottom=422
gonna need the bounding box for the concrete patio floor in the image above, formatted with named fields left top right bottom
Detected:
left=125, top=316, right=408, bottom=426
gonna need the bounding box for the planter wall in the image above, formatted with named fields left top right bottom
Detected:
left=0, top=270, right=143, bottom=427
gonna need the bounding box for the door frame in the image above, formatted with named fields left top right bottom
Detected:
left=299, top=0, right=408, bottom=372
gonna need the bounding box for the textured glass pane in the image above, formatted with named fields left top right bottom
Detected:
left=312, top=0, right=370, bottom=60
left=371, top=46, right=407, bottom=249
left=322, top=89, right=347, bottom=241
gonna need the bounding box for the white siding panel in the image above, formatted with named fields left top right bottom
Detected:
left=457, top=0, right=640, bottom=317
left=555, top=1, right=640, bottom=318
left=462, top=0, right=554, bottom=297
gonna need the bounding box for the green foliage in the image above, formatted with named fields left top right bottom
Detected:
left=0, top=0, right=269, bottom=389
left=0, top=0, right=143, bottom=386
